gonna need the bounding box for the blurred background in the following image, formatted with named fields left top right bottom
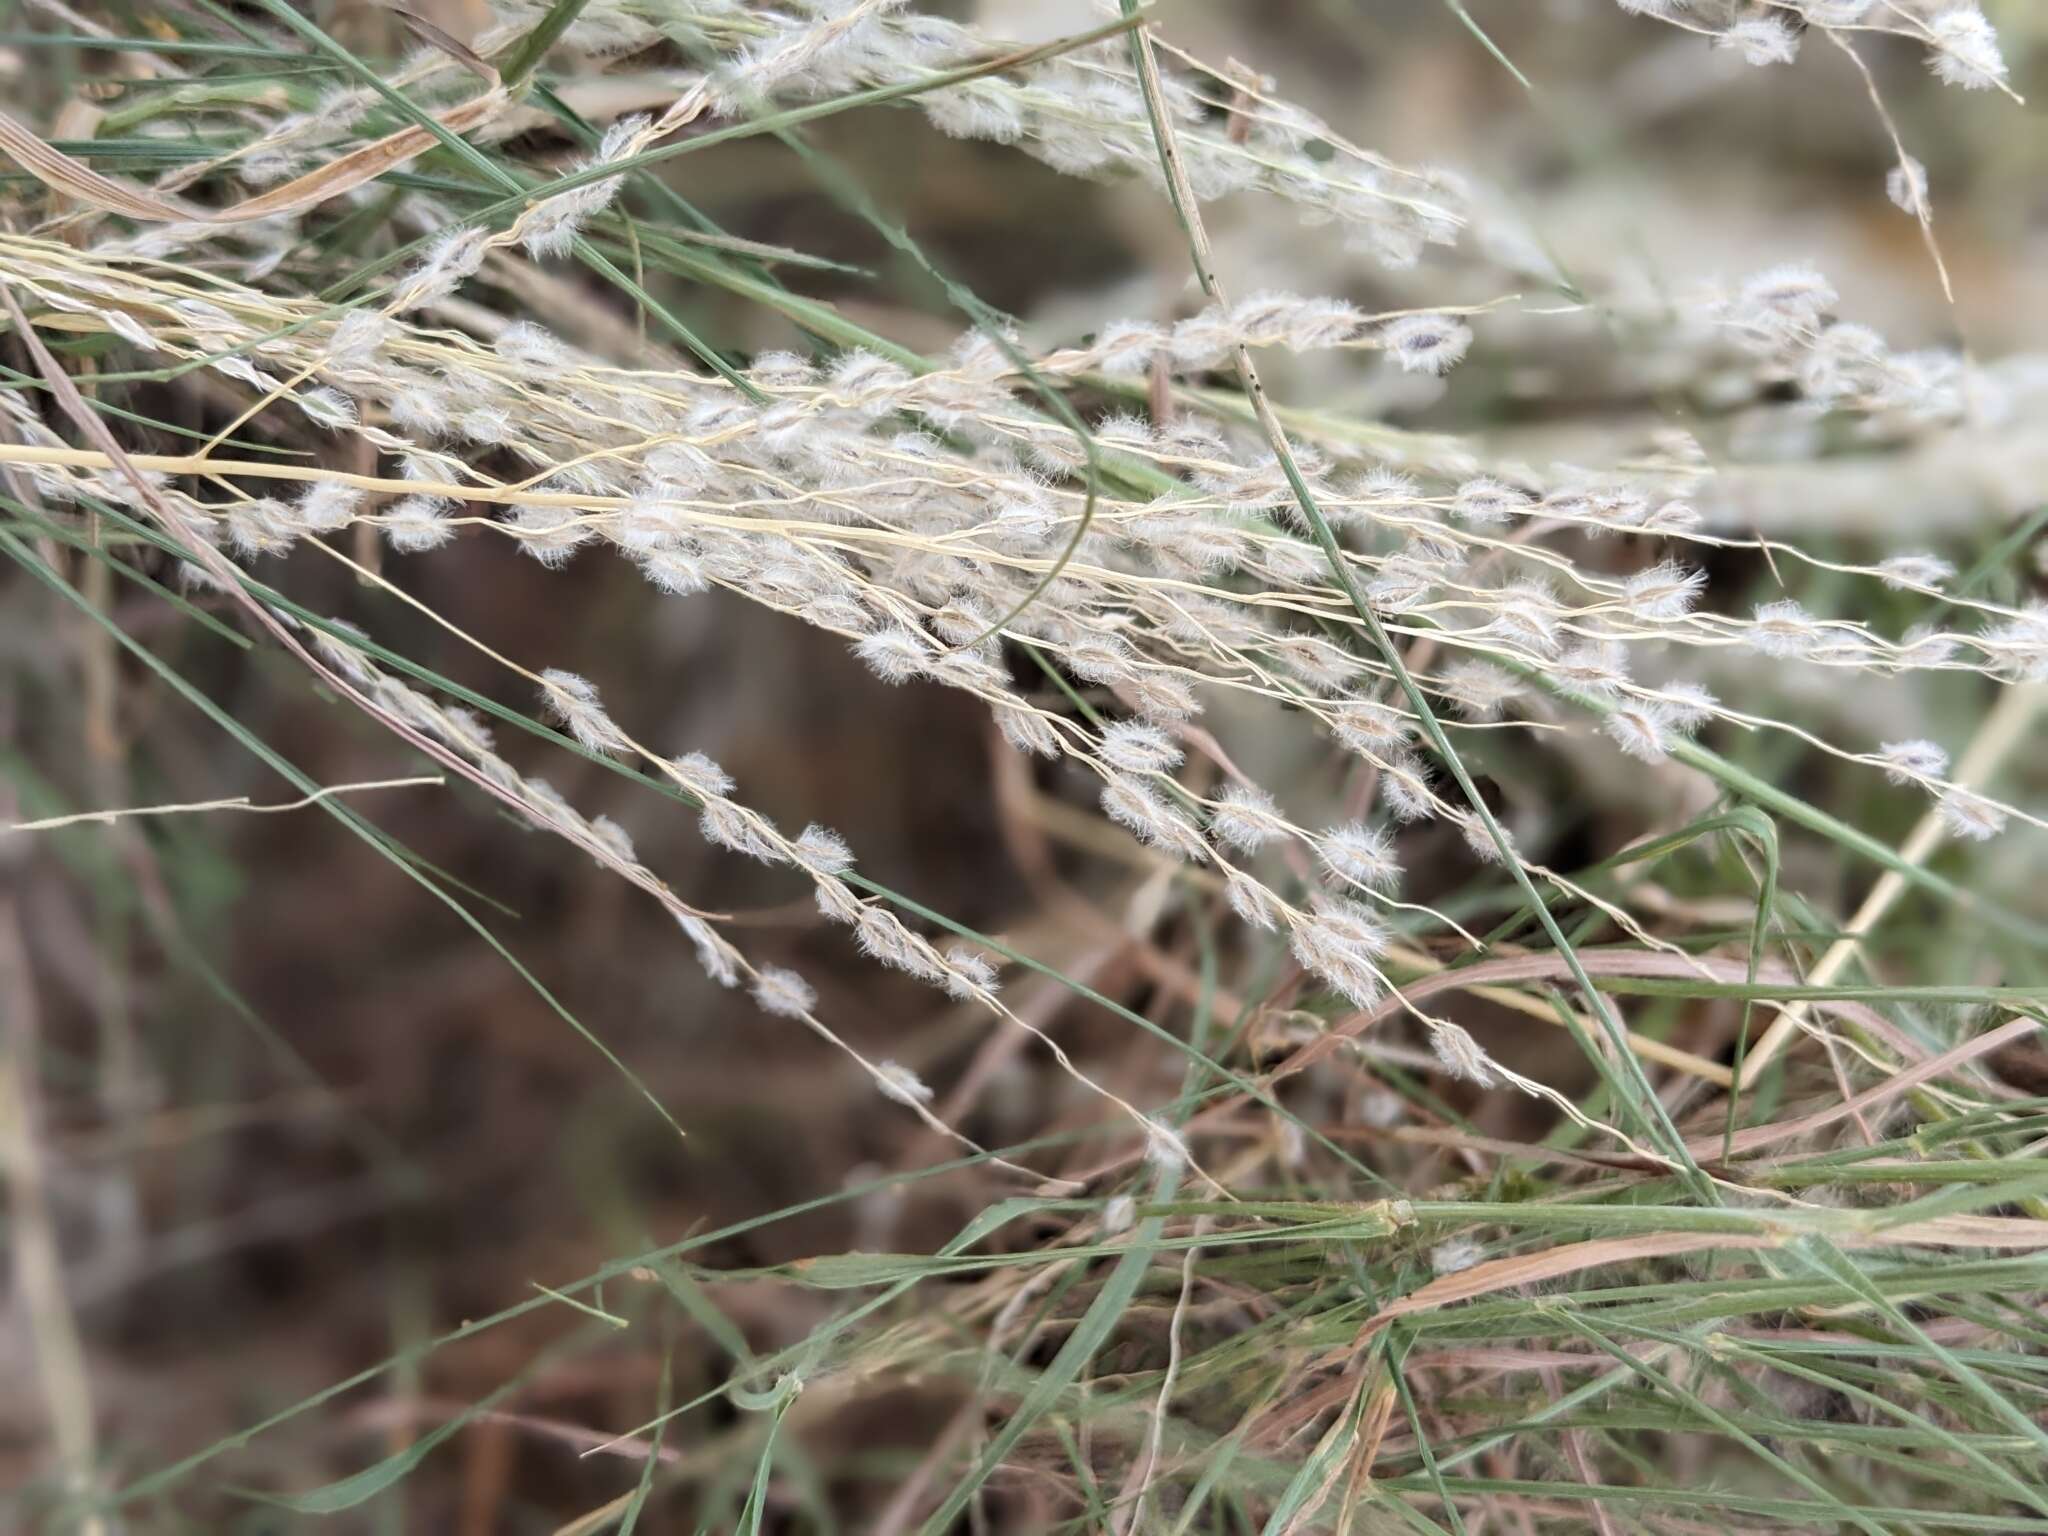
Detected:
left=4, top=0, right=2046, bottom=1529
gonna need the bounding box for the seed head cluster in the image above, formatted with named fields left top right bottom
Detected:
left=0, top=0, right=2035, bottom=1160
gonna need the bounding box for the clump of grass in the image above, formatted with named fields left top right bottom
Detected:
left=2, top=1, right=2045, bottom=1531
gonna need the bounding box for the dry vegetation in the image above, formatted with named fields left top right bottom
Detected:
left=3, top=0, right=2048, bottom=1531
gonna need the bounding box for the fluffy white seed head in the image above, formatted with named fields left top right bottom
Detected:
left=383, top=495, right=456, bottom=553
left=1978, top=605, right=2048, bottom=682
left=1441, top=661, right=1520, bottom=722
left=508, top=503, right=594, bottom=568
left=1452, top=476, right=1525, bottom=526
left=922, top=78, right=1027, bottom=143
left=1170, top=309, right=1238, bottom=370
left=1379, top=312, right=1473, bottom=376
left=399, top=226, right=489, bottom=310
left=874, top=1060, right=933, bottom=1106
left=1479, top=580, right=1562, bottom=660
left=640, top=545, right=709, bottom=597
left=856, top=625, right=933, bottom=684
left=1937, top=789, right=2005, bottom=841
left=1094, top=318, right=1167, bottom=376
left=588, top=814, right=637, bottom=867
left=1318, top=822, right=1400, bottom=893
left=297, top=481, right=362, bottom=533
left=1376, top=561, right=1441, bottom=618
left=792, top=823, right=854, bottom=876
left=310, top=620, right=379, bottom=687
left=1622, top=562, right=1707, bottom=621
left=1289, top=897, right=1389, bottom=1008
left=670, top=750, right=734, bottom=800
left=1876, top=552, right=1954, bottom=591
left=854, top=906, right=948, bottom=984
left=1455, top=812, right=1515, bottom=866
left=1142, top=1118, right=1188, bottom=1172
left=1603, top=701, right=1675, bottom=763
left=1878, top=738, right=1948, bottom=786
left=494, top=321, right=571, bottom=367
left=329, top=308, right=392, bottom=368
left=996, top=704, right=1062, bottom=758
left=1102, top=1194, right=1136, bottom=1235
left=814, top=877, right=863, bottom=926
left=1720, top=15, right=1801, bottom=67
left=539, top=669, right=630, bottom=755
left=752, top=965, right=817, bottom=1019
left=1430, top=1020, right=1497, bottom=1087
left=1660, top=682, right=1719, bottom=730
left=1748, top=599, right=1826, bottom=659
left=1555, top=641, right=1631, bottom=698
left=1099, top=720, right=1184, bottom=774
left=224, top=498, right=293, bottom=558
left=1225, top=866, right=1283, bottom=930
left=1210, top=783, right=1286, bottom=856
left=941, top=947, right=999, bottom=1000
left=520, top=778, right=586, bottom=839
left=1732, top=264, right=1836, bottom=353
left=1102, top=777, right=1208, bottom=861
left=1127, top=671, right=1201, bottom=725
left=700, top=798, right=782, bottom=863
left=426, top=705, right=493, bottom=757
left=1927, top=7, right=2006, bottom=91
left=519, top=123, right=636, bottom=258
left=1886, top=156, right=1930, bottom=215
left=1380, top=753, right=1437, bottom=823
left=1332, top=701, right=1409, bottom=754
left=677, top=911, right=739, bottom=988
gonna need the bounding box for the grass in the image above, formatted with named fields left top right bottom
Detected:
left=2, top=0, right=2046, bottom=1532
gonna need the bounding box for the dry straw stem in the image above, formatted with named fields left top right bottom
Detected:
left=3, top=774, right=445, bottom=833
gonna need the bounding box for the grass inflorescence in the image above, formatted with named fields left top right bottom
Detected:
left=2, top=0, right=2045, bottom=1531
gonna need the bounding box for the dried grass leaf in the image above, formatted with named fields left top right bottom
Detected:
left=0, top=81, right=506, bottom=226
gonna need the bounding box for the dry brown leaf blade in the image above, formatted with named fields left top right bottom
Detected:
left=1696, top=1013, right=2041, bottom=1160
left=1357, top=1232, right=1780, bottom=1342
left=1356, top=1193, right=2048, bottom=1343
left=0, top=110, right=209, bottom=222
left=0, top=81, right=506, bottom=227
